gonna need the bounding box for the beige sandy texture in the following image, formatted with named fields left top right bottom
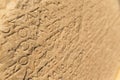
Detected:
left=0, top=0, right=120, bottom=80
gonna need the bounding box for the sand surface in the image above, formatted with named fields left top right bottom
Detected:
left=0, top=0, right=120, bottom=80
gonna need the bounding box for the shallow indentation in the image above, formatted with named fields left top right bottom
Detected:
left=19, top=56, right=28, bottom=65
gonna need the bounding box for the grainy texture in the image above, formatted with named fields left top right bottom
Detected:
left=0, top=0, right=120, bottom=80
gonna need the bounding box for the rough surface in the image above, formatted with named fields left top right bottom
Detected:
left=0, top=0, right=120, bottom=80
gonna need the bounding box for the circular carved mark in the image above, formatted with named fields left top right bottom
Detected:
left=18, top=28, right=29, bottom=38
left=20, top=42, right=29, bottom=51
left=19, top=56, right=28, bottom=65
left=0, top=26, right=10, bottom=33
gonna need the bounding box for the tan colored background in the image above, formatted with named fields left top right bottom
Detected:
left=0, top=0, right=120, bottom=80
